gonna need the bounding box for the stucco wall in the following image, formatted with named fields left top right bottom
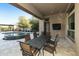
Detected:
left=75, top=3, right=79, bottom=55
left=49, top=13, right=66, bottom=38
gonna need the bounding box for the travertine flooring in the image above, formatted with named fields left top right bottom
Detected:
left=0, top=32, right=24, bottom=56
left=43, top=37, right=76, bottom=56
left=0, top=32, right=76, bottom=56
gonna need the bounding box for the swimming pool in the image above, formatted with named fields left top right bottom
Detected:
left=2, top=31, right=32, bottom=40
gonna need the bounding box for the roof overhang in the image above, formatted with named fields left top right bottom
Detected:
left=10, top=3, right=74, bottom=19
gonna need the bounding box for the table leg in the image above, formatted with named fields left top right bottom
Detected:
left=38, top=49, right=40, bottom=56
left=42, top=47, right=44, bottom=56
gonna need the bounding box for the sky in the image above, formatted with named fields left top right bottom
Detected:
left=0, top=3, right=32, bottom=25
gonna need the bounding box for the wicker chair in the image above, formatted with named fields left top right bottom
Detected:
left=18, top=41, right=39, bottom=56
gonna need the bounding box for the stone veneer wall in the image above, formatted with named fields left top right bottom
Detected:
left=49, top=13, right=67, bottom=38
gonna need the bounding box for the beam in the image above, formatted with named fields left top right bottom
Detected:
left=65, top=3, right=72, bottom=13
left=10, top=3, right=44, bottom=19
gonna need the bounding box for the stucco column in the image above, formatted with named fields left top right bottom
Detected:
left=39, top=20, right=44, bottom=35
left=75, top=3, right=79, bottom=55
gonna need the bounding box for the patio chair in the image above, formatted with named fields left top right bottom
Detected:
left=18, top=41, right=39, bottom=56
left=46, top=34, right=59, bottom=45
left=43, top=34, right=59, bottom=56
left=33, top=32, right=37, bottom=39
left=24, top=35, right=31, bottom=42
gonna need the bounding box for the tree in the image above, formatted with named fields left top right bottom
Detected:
left=30, top=17, right=39, bottom=31
left=0, top=26, right=2, bottom=31
left=17, top=16, right=31, bottom=31
left=8, top=26, right=14, bottom=31
left=1, top=26, right=8, bottom=31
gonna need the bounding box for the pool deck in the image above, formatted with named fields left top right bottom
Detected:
left=0, top=32, right=24, bottom=56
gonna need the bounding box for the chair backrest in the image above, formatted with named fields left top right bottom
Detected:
left=46, top=32, right=51, bottom=38
left=19, top=41, right=33, bottom=55
left=54, top=34, right=59, bottom=42
left=25, top=35, right=30, bottom=42
left=54, top=34, right=59, bottom=48
left=33, top=32, right=37, bottom=39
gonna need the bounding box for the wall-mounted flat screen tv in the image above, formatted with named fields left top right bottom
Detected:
left=52, top=23, right=61, bottom=30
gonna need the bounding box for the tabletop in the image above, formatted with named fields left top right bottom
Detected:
left=27, top=35, right=46, bottom=49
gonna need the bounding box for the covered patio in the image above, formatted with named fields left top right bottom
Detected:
left=0, top=34, right=76, bottom=56
left=6, top=3, right=79, bottom=56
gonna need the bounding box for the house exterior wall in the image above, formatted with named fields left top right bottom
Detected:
left=75, top=3, right=79, bottom=55
left=49, top=13, right=66, bottom=38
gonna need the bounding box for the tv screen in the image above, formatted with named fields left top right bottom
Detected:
left=52, top=24, right=61, bottom=30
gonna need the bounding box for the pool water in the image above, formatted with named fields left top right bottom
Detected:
left=2, top=31, right=35, bottom=40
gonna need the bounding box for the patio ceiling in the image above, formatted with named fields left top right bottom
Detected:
left=31, top=3, right=69, bottom=16
left=11, top=3, right=72, bottom=19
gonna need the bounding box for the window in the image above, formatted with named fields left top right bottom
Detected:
left=68, top=13, right=75, bottom=41
left=68, top=13, right=75, bottom=30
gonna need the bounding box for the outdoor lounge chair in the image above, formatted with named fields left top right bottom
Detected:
left=18, top=41, right=39, bottom=56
